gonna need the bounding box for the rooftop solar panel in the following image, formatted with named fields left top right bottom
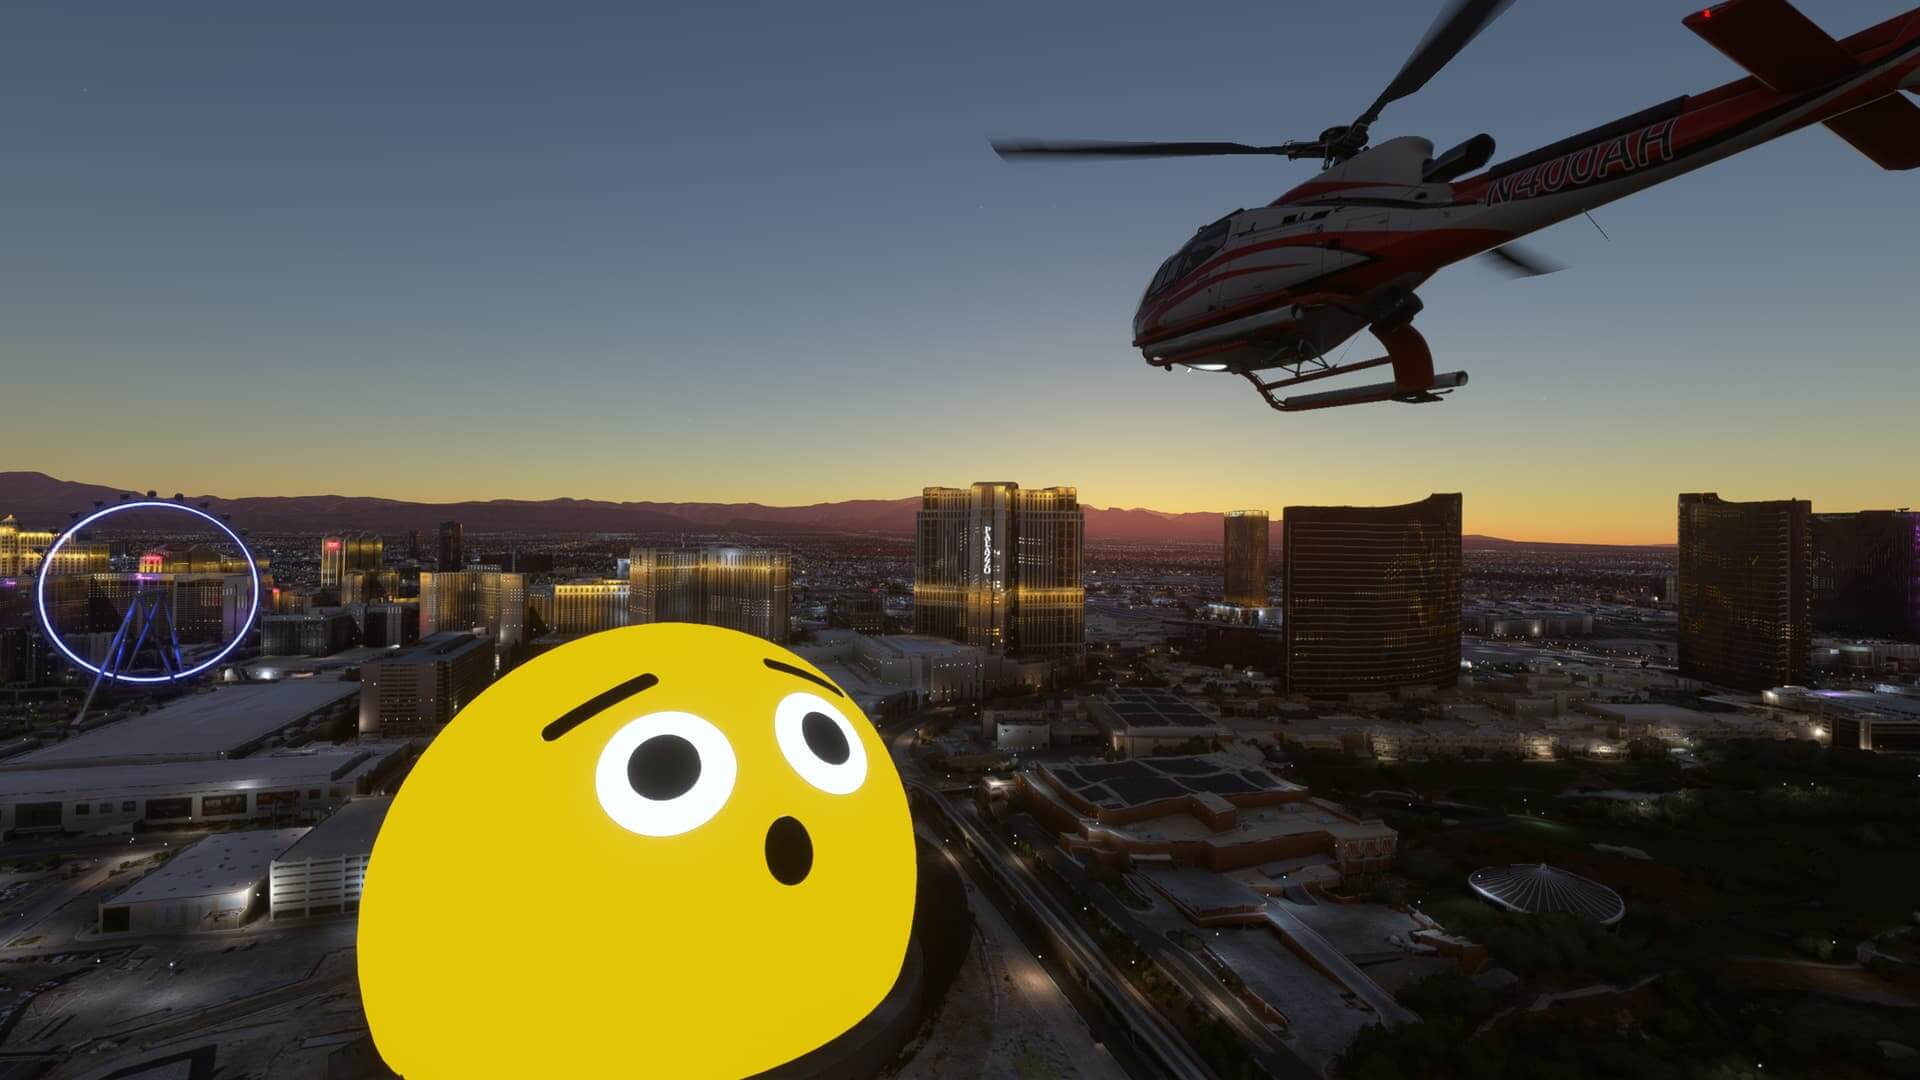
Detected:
left=1149, top=757, right=1217, bottom=775
left=1187, top=773, right=1258, bottom=796
left=1077, top=761, right=1154, bottom=783
left=1108, top=775, right=1185, bottom=803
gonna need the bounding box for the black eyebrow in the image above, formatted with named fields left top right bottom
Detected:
left=762, top=658, right=844, bottom=698
left=541, top=672, right=659, bottom=742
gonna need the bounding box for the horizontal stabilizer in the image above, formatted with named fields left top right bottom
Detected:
left=1824, top=94, right=1920, bottom=169
left=1683, top=0, right=1856, bottom=93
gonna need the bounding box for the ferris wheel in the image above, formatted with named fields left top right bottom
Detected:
left=33, top=499, right=262, bottom=713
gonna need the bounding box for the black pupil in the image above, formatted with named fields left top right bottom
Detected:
left=628, top=734, right=701, bottom=800
left=802, top=712, right=849, bottom=765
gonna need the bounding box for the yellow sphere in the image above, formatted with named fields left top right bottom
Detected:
left=359, top=624, right=917, bottom=1078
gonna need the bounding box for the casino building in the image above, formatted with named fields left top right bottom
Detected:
left=627, top=547, right=791, bottom=644
left=913, top=483, right=1084, bottom=666
left=1677, top=493, right=1812, bottom=690
left=1281, top=493, right=1462, bottom=697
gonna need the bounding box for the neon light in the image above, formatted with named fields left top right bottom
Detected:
left=34, top=501, right=260, bottom=684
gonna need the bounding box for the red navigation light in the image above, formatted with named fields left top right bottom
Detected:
left=1701, top=7, right=1711, bottom=18
left=326, top=540, right=341, bottom=549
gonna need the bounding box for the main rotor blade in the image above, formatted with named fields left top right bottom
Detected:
left=992, top=138, right=1312, bottom=161
left=1359, top=0, right=1517, bottom=125
left=1482, top=242, right=1563, bottom=278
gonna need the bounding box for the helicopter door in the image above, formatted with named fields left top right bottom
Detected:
left=1314, top=207, right=1388, bottom=283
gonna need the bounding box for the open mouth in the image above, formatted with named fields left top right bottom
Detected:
left=765, top=816, right=813, bottom=885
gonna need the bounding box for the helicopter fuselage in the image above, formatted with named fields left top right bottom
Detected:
left=1133, top=3, right=1920, bottom=410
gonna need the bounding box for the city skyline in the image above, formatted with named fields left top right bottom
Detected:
left=4, top=1, right=1919, bottom=1075
left=6, top=1, right=1919, bottom=546
left=12, top=467, right=1918, bottom=548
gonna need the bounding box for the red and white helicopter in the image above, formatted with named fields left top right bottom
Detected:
left=996, top=0, right=1920, bottom=412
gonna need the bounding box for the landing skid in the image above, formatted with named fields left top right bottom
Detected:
left=1239, top=323, right=1467, bottom=412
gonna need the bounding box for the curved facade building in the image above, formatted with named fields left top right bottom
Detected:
left=1677, top=493, right=1811, bottom=691
left=1281, top=493, right=1461, bottom=697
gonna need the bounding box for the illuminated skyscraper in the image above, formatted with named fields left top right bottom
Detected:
left=1282, top=494, right=1462, bottom=697
left=628, top=548, right=790, bottom=644
left=914, top=483, right=1084, bottom=662
left=549, top=580, right=632, bottom=636
left=437, top=521, right=464, bottom=573
left=1811, top=510, right=1920, bottom=642
left=418, top=570, right=527, bottom=651
left=1677, top=493, right=1812, bottom=691
left=320, top=533, right=383, bottom=594
left=1223, top=510, right=1270, bottom=608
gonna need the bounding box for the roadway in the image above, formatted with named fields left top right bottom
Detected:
left=911, top=820, right=1130, bottom=1080
left=1261, top=901, right=1416, bottom=1026
left=1000, top=815, right=1318, bottom=1080
left=908, top=781, right=1216, bottom=1080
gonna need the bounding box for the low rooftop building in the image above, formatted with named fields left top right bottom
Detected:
left=1018, top=753, right=1395, bottom=883
left=270, top=796, right=391, bottom=920
left=2, top=681, right=359, bottom=771
left=100, top=827, right=309, bottom=934
left=1087, top=687, right=1230, bottom=756
left=1766, top=685, right=1920, bottom=753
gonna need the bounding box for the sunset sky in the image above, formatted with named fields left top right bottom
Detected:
left=5, top=1, right=1917, bottom=544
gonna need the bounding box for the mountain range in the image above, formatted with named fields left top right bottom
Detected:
left=0, top=472, right=1667, bottom=549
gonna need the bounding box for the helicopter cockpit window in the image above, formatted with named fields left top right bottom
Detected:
left=1144, top=217, right=1232, bottom=301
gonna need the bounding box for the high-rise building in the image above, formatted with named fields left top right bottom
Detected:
left=436, top=521, right=464, bottom=573
left=340, top=569, right=400, bottom=607
left=1677, top=493, right=1812, bottom=691
left=42, top=572, right=253, bottom=647
left=913, top=483, right=1084, bottom=662
left=1282, top=493, right=1462, bottom=697
left=320, top=533, right=383, bottom=594
left=260, top=611, right=359, bottom=657
left=628, top=548, right=790, bottom=644
left=1223, top=510, right=1270, bottom=608
left=407, top=529, right=421, bottom=562
left=549, top=580, right=631, bottom=636
left=1812, top=510, right=1920, bottom=642
left=418, top=570, right=527, bottom=651
left=828, top=590, right=888, bottom=634
left=358, top=632, right=493, bottom=733
left=362, top=601, right=421, bottom=648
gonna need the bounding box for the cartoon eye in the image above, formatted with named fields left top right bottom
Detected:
left=594, top=711, right=737, bottom=836
left=773, top=692, right=867, bottom=795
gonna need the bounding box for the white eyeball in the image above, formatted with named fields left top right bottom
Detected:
left=773, top=692, right=868, bottom=796
left=594, top=711, right=737, bottom=836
